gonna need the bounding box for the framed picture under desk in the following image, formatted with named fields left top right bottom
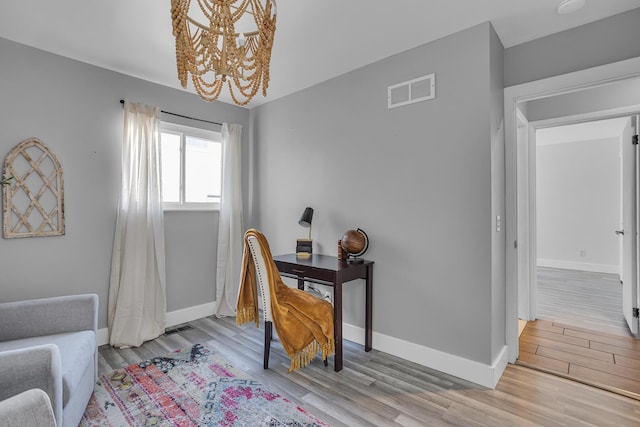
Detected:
left=272, top=253, right=374, bottom=372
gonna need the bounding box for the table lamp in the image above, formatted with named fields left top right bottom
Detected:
left=296, top=207, right=313, bottom=258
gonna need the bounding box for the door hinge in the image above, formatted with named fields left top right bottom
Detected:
left=514, top=240, right=517, bottom=249
left=633, top=135, right=639, bottom=145
left=634, top=307, right=639, bottom=318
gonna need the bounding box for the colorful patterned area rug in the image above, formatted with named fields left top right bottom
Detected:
left=81, top=344, right=331, bottom=427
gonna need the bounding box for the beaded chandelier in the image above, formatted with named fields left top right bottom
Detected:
left=170, top=0, right=277, bottom=105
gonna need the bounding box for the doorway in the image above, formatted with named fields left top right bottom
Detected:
left=505, top=58, right=640, bottom=364
left=516, top=112, right=640, bottom=336
left=505, top=57, right=640, bottom=399
left=532, top=117, right=632, bottom=336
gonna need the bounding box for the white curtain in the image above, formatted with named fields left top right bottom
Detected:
left=214, top=123, right=244, bottom=317
left=108, top=100, right=167, bottom=348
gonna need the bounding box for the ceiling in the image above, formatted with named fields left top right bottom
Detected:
left=1, top=1, right=638, bottom=108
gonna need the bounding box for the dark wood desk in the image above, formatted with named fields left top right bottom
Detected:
left=273, top=254, right=373, bottom=372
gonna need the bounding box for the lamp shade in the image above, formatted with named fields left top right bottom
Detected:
left=298, top=207, right=314, bottom=227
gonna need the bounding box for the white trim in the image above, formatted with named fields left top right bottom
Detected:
left=97, top=301, right=216, bottom=346
left=537, top=259, right=620, bottom=275
left=97, top=328, right=109, bottom=347
left=523, top=111, right=635, bottom=321
left=505, top=56, right=640, bottom=364
left=163, top=202, right=220, bottom=212
left=515, top=111, right=537, bottom=322
left=165, top=301, right=216, bottom=327
left=343, top=323, right=508, bottom=389
left=492, top=346, right=509, bottom=387
left=161, top=122, right=221, bottom=141
left=531, top=106, right=640, bottom=131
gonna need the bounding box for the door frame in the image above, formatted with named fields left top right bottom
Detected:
left=504, top=56, right=640, bottom=363
left=515, top=110, right=538, bottom=323
left=526, top=113, right=637, bottom=320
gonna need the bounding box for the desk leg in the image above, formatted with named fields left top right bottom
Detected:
left=334, top=281, right=343, bottom=372
left=297, top=277, right=305, bottom=290
left=365, top=264, right=373, bottom=352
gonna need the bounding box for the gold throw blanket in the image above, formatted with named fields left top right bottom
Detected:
left=236, top=229, right=335, bottom=372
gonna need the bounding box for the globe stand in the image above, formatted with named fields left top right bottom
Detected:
left=341, top=228, right=369, bottom=263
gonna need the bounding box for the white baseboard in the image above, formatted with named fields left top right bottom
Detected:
left=165, top=301, right=216, bottom=327
left=97, top=328, right=110, bottom=346
left=342, top=323, right=508, bottom=389
left=97, top=301, right=216, bottom=346
left=537, top=258, right=619, bottom=275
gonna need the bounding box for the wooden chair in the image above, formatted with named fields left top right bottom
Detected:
left=246, top=234, right=329, bottom=369
left=246, top=234, right=275, bottom=368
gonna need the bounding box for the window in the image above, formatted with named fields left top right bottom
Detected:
left=160, top=122, right=222, bottom=210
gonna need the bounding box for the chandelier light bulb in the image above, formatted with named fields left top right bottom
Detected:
left=237, top=33, right=246, bottom=48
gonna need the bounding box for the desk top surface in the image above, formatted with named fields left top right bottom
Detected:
left=273, top=254, right=373, bottom=271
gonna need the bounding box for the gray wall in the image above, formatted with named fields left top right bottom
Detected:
left=250, top=23, right=503, bottom=365
left=504, top=7, right=640, bottom=88
left=536, top=137, right=621, bottom=272
left=0, top=37, right=250, bottom=329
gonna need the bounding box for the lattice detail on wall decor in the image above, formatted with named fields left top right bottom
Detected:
left=2, top=138, right=65, bottom=238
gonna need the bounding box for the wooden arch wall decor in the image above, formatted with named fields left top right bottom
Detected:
left=2, top=138, right=65, bottom=238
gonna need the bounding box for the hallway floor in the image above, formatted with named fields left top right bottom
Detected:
left=518, top=267, right=640, bottom=400
left=518, top=319, right=640, bottom=400
left=536, top=267, right=630, bottom=337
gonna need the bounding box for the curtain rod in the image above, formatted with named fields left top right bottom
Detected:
left=119, top=100, right=222, bottom=126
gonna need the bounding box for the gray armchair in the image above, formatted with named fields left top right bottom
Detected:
left=0, top=388, right=56, bottom=427
left=0, top=294, right=98, bottom=427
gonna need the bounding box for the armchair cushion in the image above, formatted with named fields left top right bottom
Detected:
left=0, top=294, right=97, bottom=342
left=0, top=331, right=95, bottom=406
left=0, top=388, right=56, bottom=427
left=0, top=345, right=62, bottom=427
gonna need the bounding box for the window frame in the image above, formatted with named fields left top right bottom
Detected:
left=160, top=121, right=222, bottom=212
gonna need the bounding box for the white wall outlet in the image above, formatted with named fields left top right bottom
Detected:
left=579, top=249, right=586, bottom=257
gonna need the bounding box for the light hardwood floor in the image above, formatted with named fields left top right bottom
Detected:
left=517, top=267, right=640, bottom=401
left=99, top=316, right=640, bottom=426
left=518, top=319, right=640, bottom=400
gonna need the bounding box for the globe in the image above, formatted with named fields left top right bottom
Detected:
left=341, top=228, right=369, bottom=257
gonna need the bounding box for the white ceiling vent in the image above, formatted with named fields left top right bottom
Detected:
left=387, top=74, right=435, bottom=109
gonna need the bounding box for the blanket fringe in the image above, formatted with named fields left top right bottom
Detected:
left=236, top=306, right=258, bottom=327
left=288, top=338, right=336, bottom=372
